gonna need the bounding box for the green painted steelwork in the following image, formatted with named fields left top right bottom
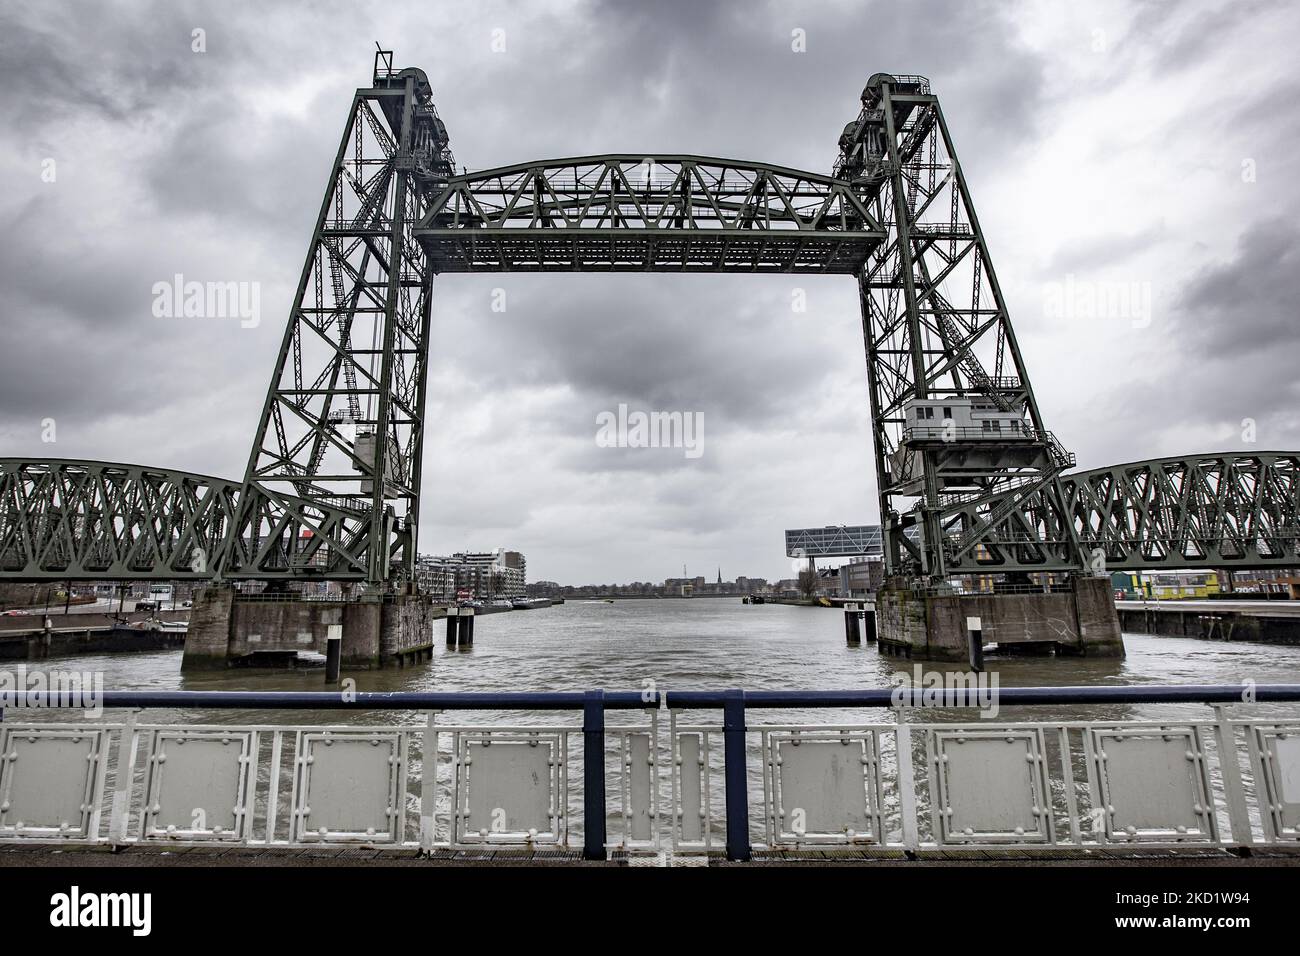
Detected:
left=0, top=62, right=1295, bottom=584
left=945, top=452, right=1300, bottom=572
left=416, top=155, right=883, bottom=273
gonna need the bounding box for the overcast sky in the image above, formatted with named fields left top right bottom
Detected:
left=2, top=0, right=1297, bottom=586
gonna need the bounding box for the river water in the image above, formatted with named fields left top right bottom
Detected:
left=15, top=598, right=1300, bottom=725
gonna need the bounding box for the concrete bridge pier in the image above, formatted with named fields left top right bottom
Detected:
left=874, top=575, right=1125, bottom=662
left=182, top=585, right=438, bottom=670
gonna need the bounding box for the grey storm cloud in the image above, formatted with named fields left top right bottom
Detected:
left=1176, top=218, right=1300, bottom=359
left=2, top=0, right=1298, bottom=583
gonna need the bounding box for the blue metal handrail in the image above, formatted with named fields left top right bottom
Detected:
left=667, top=684, right=1300, bottom=708
left=10, top=684, right=1298, bottom=711
left=0, top=690, right=658, bottom=710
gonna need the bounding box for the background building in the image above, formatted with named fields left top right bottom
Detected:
left=838, top=557, right=885, bottom=597
left=415, top=549, right=527, bottom=600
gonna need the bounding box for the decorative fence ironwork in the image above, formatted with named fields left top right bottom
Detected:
left=2, top=686, right=1299, bottom=860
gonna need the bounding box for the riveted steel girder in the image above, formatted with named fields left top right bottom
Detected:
left=415, top=155, right=883, bottom=273
left=941, top=452, right=1300, bottom=572
left=0, top=459, right=371, bottom=581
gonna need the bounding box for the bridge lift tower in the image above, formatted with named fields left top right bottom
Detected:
left=839, top=74, right=1080, bottom=583
left=218, top=50, right=453, bottom=588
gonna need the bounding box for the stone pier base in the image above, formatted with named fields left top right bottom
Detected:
left=182, top=586, right=439, bottom=670
left=875, top=576, right=1125, bottom=661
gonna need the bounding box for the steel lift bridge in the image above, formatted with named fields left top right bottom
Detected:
left=2, top=55, right=1297, bottom=587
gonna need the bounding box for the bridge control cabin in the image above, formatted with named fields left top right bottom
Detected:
left=901, top=397, right=1033, bottom=442
left=889, top=397, right=1056, bottom=496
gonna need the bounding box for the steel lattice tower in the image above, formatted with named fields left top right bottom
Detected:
left=218, top=52, right=454, bottom=586
left=840, top=74, right=1081, bottom=580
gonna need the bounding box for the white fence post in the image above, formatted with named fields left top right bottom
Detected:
left=108, top=711, right=139, bottom=845
left=894, top=710, right=920, bottom=850
left=1211, top=705, right=1253, bottom=846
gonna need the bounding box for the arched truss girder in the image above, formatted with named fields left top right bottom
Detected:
left=941, top=451, right=1300, bottom=572
left=415, top=155, right=885, bottom=273
left=5, top=450, right=1296, bottom=582
left=0, top=459, right=381, bottom=581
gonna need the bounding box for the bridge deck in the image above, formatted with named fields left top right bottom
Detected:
left=420, top=230, right=880, bottom=273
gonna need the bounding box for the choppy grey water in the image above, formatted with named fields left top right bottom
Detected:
left=15, top=598, right=1300, bottom=725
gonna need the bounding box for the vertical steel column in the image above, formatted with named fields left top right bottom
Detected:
left=723, top=689, right=751, bottom=861
left=582, top=689, right=607, bottom=860
left=367, top=74, right=416, bottom=585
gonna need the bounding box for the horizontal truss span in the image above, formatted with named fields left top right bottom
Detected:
left=2, top=451, right=1299, bottom=581
left=0, top=459, right=378, bottom=581
left=944, top=451, right=1300, bottom=571
left=415, top=155, right=884, bottom=273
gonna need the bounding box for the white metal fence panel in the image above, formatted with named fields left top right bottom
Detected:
left=620, top=731, right=657, bottom=847
left=1250, top=724, right=1300, bottom=841
left=672, top=728, right=709, bottom=848
left=0, top=727, right=105, bottom=840
left=291, top=731, right=405, bottom=843
left=142, top=729, right=254, bottom=841
left=765, top=731, right=878, bottom=845
left=929, top=729, right=1051, bottom=844
left=1088, top=727, right=1215, bottom=842
left=454, top=731, right=564, bottom=845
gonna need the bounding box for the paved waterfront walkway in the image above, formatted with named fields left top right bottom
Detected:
left=5, top=844, right=1298, bottom=867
